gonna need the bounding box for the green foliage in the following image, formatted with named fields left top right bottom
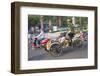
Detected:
left=28, top=15, right=88, bottom=32
left=28, top=15, right=40, bottom=27
left=43, top=16, right=57, bottom=24
left=75, top=17, right=88, bottom=31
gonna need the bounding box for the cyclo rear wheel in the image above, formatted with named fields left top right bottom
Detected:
left=72, top=38, right=82, bottom=47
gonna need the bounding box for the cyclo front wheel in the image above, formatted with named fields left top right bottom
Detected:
left=49, top=42, right=62, bottom=57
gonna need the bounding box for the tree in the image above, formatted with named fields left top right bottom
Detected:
left=40, top=16, right=44, bottom=30
left=57, top=16, right=62, bottom=27
left=28, top=15, right=40, bottom=27
left=43, top=16, right=57, bottom=32
left=67, top=17, right=74, bottom=32
left=75, top=17, right=88, bottom=31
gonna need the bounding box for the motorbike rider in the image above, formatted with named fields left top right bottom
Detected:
left=34, top=29, right=46, bottom=47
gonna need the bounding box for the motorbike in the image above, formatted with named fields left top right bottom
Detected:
left=29, top=36, right=63, bottom=57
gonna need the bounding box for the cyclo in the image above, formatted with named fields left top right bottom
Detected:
left=29, top=31, right=82, bottom=57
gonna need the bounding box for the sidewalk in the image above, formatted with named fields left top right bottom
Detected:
left=47, top=31, right=66, bottom=40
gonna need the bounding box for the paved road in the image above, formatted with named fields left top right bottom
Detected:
left=28, top=41, right=88, bottom=61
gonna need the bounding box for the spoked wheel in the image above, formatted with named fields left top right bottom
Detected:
left=73, top=39, right=82, bottom=47
left=49, top=43, right=63, bottom=57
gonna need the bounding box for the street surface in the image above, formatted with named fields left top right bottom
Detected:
left=28, top=41, right=88, bottom=61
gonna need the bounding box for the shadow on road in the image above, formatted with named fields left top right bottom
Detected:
left=28, top=41, right=88, bottom=61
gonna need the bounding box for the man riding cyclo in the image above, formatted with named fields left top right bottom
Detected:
left=57, top=30, right=75, bottom=47
left=57, top=30, right=84, bottom=48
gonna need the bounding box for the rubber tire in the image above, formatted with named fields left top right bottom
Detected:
left=49, top=43, right=63, bottom=57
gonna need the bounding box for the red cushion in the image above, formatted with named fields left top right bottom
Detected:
left=41, top=39, right=49, bottom=44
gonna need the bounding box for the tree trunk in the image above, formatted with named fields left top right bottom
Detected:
left=58, top=16, right=61, bottom=27
left=79, top=17, right=83, bottom=31
left=40, top=16, right=43, bottom=30
left=48, top=19, right=52, bottom=32
left=71, top=17, right=75, bottom=32
left=72, top=16, right=75, bottom=26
